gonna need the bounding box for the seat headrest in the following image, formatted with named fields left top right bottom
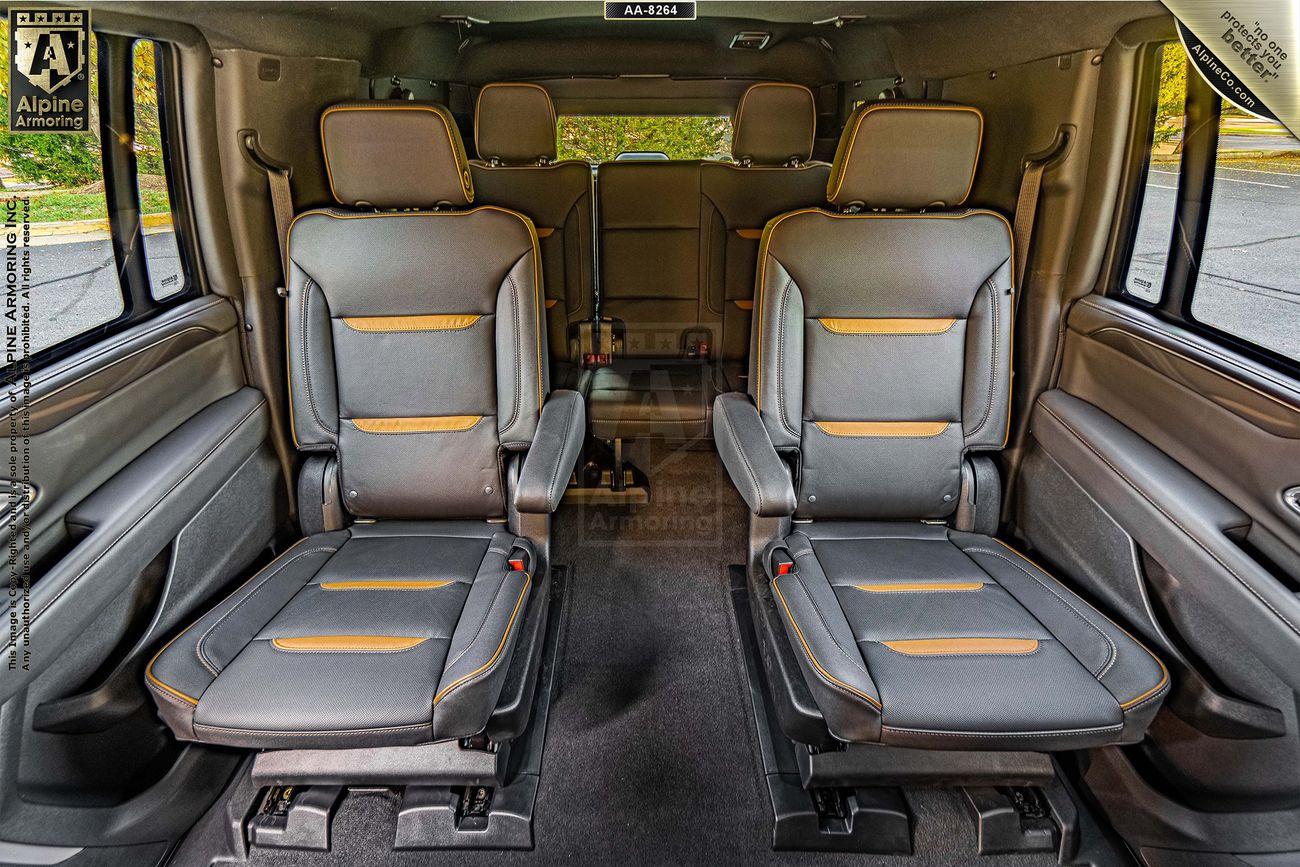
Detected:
left=731, top=83, right=816, bottom=166
left=320, top=101, right=474, bottom=209
left=474, top=83, right=558, bottom=165
left=826, top=102, right=983, bottom=209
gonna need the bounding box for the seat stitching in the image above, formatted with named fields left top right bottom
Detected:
left=146, top=676, right=198, bottom=708
left=962, top=546, right=1117, bottom=677
left=790, top=570, right=876, bottom=681
left=775, top=273, right=798, bottom=439
left=1040, top=400, right=1300, bottom=638
left=195, top=546, right=338, bottom=676
left=434, top=573, right=530, bottom=705
left=444, top=568, right=510, bottom=669
left=193, top=721, right=430, bottom=737
left=502, top=266, right=523, bottom=432
left=717, top=398, right=764, bottom=513
left=772, top=576, right=882, bottom=711
left=966, top=276, right=999, bottom=437
left=878, top=727, right=1123, bottom=738
left=299, top=279, right=337, bottom=443
left=545, top=396, right=579, bottom=510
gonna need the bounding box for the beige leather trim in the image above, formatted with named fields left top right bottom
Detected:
left=320, top=580, right=454, bottom=591
left=545, top=298, right=558, bottom=309
left=827, top=103, right=984, bottom=205
left=814, top=421, right=949, bottom=438
left=536, top=227, right=555, bottom=238
left=882, top=638, right=1038, bottom=655
left=856, top=582, right=984, bottom=593
left=819, top=317, right=956, bottom=335
left=733, top=299, right=754, bottom=310
left=351, top=416, right=481, bottom=433
left=341, top=314, right=481, bottom=333
left=320, top=103, right=473, bottom=204
left=272, top=635, right=428, bottom=652
left=735, top=228, right=763, bottom=239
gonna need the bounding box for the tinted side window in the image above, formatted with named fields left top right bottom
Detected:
left=133, top=39, right=187, bottom=300
left=1189, top=105, right=1300, bottom=361
left=1123, top=43, right=1187, bottom=303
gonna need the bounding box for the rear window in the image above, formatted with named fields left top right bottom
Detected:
left=557, top=115, right=732, bottom=162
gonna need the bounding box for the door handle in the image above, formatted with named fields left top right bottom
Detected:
left=1284, top=486, right=1300, bottom=517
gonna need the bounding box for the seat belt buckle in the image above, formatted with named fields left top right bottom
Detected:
left=583, top=352, right=611, bottom=368
left=507, top=547, right=531, bottom=574
left=771, top=551, right=795, bottom=576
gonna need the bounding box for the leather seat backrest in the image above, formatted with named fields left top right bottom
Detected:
left=288, top=101, right=546, bottom=520
left=469, top=83, right=593, bottom=365
left=701, top=83, right=830, bottom=362
left=597, top=159, right=707, bottom=357
left=751, top=101, right=1013, bottom=520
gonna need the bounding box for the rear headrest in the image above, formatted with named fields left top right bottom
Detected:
left=826, top=102, right=983, bottom=209
left=320, top=101, right=474, bottom=209
left=475, top=83, right=558, bottom=165
left=731, top=83, right=815, bottom=165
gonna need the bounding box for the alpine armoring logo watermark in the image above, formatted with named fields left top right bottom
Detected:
left=7, top=8, right=91, bottom=134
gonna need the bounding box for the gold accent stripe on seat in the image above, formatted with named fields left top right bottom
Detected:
left=272, top=635, right=429, bottom=652
left=814, top=421, right=949, bottom=438
left=819, top=317, right=957, bottom=335
left=341, top=314, right=481, bottom=333
left=882, top=638, right=1039, bottom=656
left=351, top=416, right=481, bottom=434
left=856, top=582, right=984, bottom=593
left=319, top=580, right=454, bottom=591
left=735, top=228, right=763, bottom=239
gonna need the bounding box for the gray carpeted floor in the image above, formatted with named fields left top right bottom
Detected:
left=227, top=442, right=1062, bottom=866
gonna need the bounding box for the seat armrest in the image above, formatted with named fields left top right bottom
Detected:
left=514, top=389, right=586, bottom=514
left=713, top=392, right=796, bottom=517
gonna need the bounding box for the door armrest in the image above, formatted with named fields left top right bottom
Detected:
left=713, top=392, right=796, bottom=517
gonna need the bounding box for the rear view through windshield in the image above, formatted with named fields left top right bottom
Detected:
left=557, top=115, right=732, bottom=162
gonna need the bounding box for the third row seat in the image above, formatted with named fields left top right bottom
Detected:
left=589, top=83, right=830, bottom=441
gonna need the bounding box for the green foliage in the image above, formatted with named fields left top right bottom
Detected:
left=0, top=20, right=102, bottom=186
left=0, top=23, right=165, bottom=187
left=557, top=115, right=732, bottom=162
left=24, top=187, right=170, bottom=222
left=1153, top=42, right=1188, bottom=147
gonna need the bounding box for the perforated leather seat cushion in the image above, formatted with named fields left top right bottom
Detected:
left=146, top=522, right=532, bottom=749
left=771, top=523, right=1169, bottom=750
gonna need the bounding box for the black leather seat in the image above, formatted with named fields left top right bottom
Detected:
left=589, top=83, right=828, bottom=441
left=715, top=101, right=1168, bottom=751
left=469, top=82, right=594, bottom=394
left=146, top=102, right=584, bottom=750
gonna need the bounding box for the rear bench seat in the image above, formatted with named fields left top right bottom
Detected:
left=589, top=83, right=830, bottom=441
